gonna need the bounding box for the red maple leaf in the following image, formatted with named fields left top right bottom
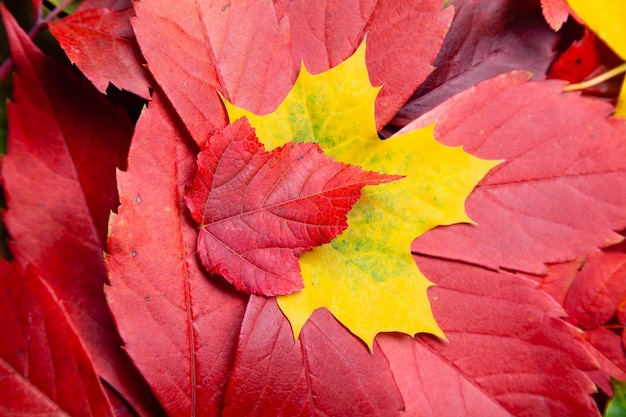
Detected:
left=186, top=118, right=398, bottom=295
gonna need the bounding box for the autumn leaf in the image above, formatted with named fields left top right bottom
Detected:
left=0, top=8, right=160, bottom=415
left=132, top=0, right=452, bottom=142
left=410, top=71, right=626, bottom=274
left=225, top=42, right=498, bottom=345
left=0, top=259, right=115, bottom=416
left=531, top=251, right=626, bottom=395
left=49, top=0, right=151, bottom=98
left=222, top=297, right=404, bottom=416
left=186, top=118, right=399, bottom=296
left=392, top=0, right=558, bottom=127
left=379, top=255, right=600, bottom=417
left=541, top=0, right=571, bottom=31
left=106, top=92, right=248, bottom=416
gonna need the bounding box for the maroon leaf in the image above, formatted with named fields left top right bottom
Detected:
left=1, top=8, right=160, bottom=416
left=185, top=118, right=398, bottom=296
left=392, top=0, right=558, bottom=127
left=222, top=297, right=404, bottom=416
left=49, top=1, right=151, bottom=98
left=106, top=91, right=248, bottom=416
left=0, top=259, right=114, bottom=416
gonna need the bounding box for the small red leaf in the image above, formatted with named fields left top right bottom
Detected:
left=0, top=260, right=114, bottom=416
left=49, top=3, right=151, bottom=98
left=541, top=0, right=571, bottom=31
left=222, top=297, right=404, bottom=416
left=186, top=118, right=398, bottom=295
left=564, top=251, right=626, bottom=329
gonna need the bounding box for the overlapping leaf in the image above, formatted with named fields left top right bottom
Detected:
left=106, top=91, right=248, bottom=417
left=186, top=118, right=398, bottom=295
left=1, top=10, right=159, bottom=416
left=392, top=0, right=558, bottom=127
left=0, top=260, right=114, bottom=416
left=222, top=297, right=404, bottom=416
left=531, top=251, right=626, bottom=394
left=227, top=43, right=498, bottom=345
left=49, top=0, right=151, bottom=98
left=410, top=71, right=626, bottom=274
left=379, top=255, right=600, bottom=417
left=132, top=0, right=452, bottom=143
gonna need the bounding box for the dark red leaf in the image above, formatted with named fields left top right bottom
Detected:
left=410, top=71, right=626, bottom=274
left=0, top=8, right=160, bottom=416
left=48, top=3, right=151, bottom=98
left=0, top=259, right=114, bottom=416
left=186, top=118, right=398, bottom=296
left=222, top=297, right=404, bottom=416
left=392, top=0, right=558, bottom=127
left=106, top=91, right=248, bottom=416
left=379, top=255, right=600, bottom=417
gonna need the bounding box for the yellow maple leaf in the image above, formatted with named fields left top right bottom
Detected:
left=224, top=42, right=498, bottom=347
left=566, top=0, right=626, bottom=116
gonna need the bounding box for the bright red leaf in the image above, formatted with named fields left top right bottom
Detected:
left=0, top=9, right=160, bottom=416
left=48, top=0, right=151, bottom=98
left=222, top=297, right=404, bottom=416
left=410, top=71, right=626, bottom=274
left=392, top=0, right=558, bottom=128
left=186, top=118, right=398, bottom=296
left=106, top=91, right=248, bottom=416
left=379, top=255, right=600, bottom=417
left=132, top=0, right=452, bottom=142
left=0, top=259, right=114, bottom=416
left=548, top=31, right=605, bottom=83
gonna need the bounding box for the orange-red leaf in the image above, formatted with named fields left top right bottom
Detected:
left=186, top=118, right=398, bottom=295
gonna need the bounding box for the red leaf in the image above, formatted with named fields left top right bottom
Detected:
left=379, top=255, right=600, bottom=417
left=541, top=0, right=571, bottom=31
left=533, top=251, right=626, bottom=392
left=0, top=8, right=160, bottom=416
left=392, top=0, right=558, bottom=127
left=186, top=118, right=398, bottom=296
left=132, top=0, right=451, bottom=142
left=48, top=2, right=151, bottom=98
left=222, top=297, right=404, bottom=416
left=106, top=91, right=248, bottom=416
left=0, top=260, right=114, bottom=416
left=548, top=31, right=609, bottom=84
left=410, top=71, right=626, bottom=274
left=563, top=251, right=626, bottom=329
left=583, top=328, right=626, bottom=393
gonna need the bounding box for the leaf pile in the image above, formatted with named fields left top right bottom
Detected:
left=1, top=0, right=626, bottom=416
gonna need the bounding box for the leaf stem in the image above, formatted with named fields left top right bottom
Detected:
left=0, top=0, right=78, bottom=82
left=563, top=62, right=626, bottom=92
